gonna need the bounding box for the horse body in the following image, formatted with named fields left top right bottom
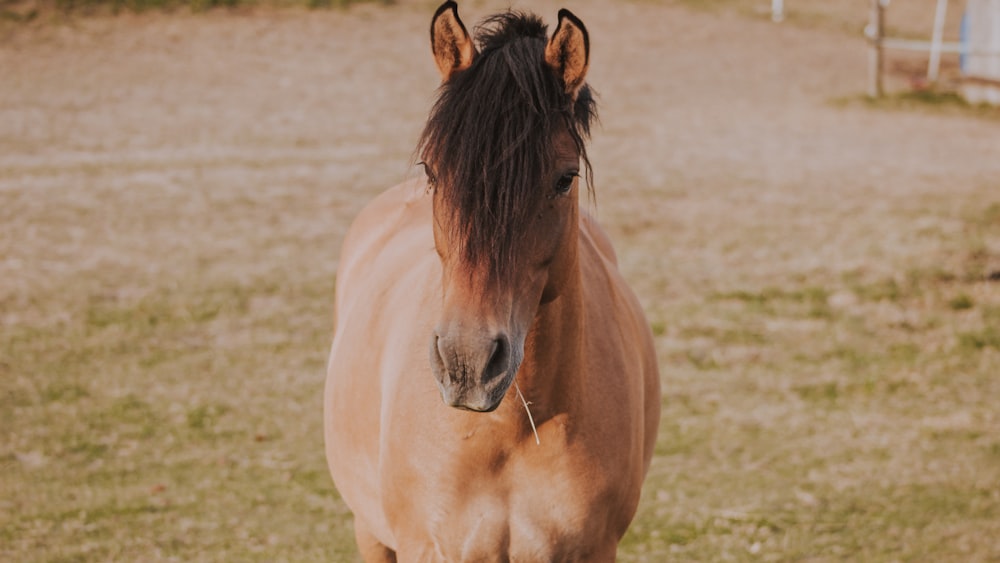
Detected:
left=326, top=180, right=658, bottom=561
left=325, top=4, right=660, bottom=561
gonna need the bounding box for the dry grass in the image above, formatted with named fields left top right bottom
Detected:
left=2, top=1, right=1000, bottom=561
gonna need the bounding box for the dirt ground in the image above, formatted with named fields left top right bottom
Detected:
left=2, top=0, right=999, bottom=561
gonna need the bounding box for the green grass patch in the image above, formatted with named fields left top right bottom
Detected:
left=989, top=442, right=1000, bottom=460
left=710, top=285, right=831, bottom=318
left=650, top=320, right=666, bottom=337
left=186, top=403, right=230, bottom=431
left=886, top=342, right=921, bottom=365
left=847, top=276, right=909, bottom=303
left=65, top=439, right=110, bottom=461
left=40, top=382, right=89, bottom=403
left=678, top=323, right=767, bottom=345
left=0, top=267, right=347, bottom=560
left=684, top=349, right=720, bottom=370
left=949, top=293, right=975, bottom=310
left=958, top=326, right=1000, bottom=351
left=978, top=202, right=1000, bottom=228
left=712, top=286, right=829, bottom=305
left=84, top=285, right=253, bottom=331
left=87, top=395, right=161, bottom=439
left=655, top=421, right=712, bottom=457
left=833, top=90, right=1000, bottom=121
left=793, top=381, right=841, bottom=403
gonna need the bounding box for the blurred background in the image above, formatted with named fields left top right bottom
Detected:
left=2, top=0, right=999, bottom=560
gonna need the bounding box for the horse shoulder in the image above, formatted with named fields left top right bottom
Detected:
left=334, top=178, right=431, bottom=317
left=326, top=178, right=436, bottom=553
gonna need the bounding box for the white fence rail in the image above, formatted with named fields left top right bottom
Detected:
left=865, top=0, right=1000, bottom=97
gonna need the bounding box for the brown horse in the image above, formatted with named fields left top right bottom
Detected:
left=324, top=2, right=660, bottom=560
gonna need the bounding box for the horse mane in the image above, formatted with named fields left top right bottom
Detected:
left=416, top=10, right=598, bottom=282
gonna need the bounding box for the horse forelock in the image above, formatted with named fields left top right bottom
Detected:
left=417, top=10, right=598, bottom=283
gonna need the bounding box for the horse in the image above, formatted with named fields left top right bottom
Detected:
left=324, top=2, right=661, bottom=560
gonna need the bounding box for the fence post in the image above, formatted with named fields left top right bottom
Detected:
left=868, top=0, right=885, bottom=97
left=927, top=0, right=950, bottom=82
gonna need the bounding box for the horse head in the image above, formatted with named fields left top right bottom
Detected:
left=418, top=2, right=596, bottom=412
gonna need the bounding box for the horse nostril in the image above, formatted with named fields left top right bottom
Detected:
left=482, top=335, right=510, bottom=383
left=430, top=333, right=447, bottom=376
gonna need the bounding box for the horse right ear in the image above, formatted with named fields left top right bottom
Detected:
left=431, top=1, right=477, bottom=81
left=545, top=9, right=590, bottom=98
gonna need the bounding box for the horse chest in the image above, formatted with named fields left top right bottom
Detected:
left=405, top=445, right=624, bottom=561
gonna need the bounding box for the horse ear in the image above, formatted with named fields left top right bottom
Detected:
left=431, top=1, right=477, bottom=81
left=545, top=9, right=590, bottom=97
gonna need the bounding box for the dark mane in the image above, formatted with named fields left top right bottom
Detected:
left=417, top=10, right=598, bottom=281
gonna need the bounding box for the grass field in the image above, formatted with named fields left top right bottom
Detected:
left=2, top=0, right=1000, bottom=560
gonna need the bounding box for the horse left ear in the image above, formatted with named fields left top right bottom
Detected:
left=545, top=9, right=590, bottom=97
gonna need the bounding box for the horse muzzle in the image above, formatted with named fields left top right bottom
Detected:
left=429, top=329, right=521, bottom=412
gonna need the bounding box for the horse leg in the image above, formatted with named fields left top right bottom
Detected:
left=354, top=519, right=396, bottom=563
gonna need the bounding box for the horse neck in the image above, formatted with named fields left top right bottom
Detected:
left=511, top=211, right=586, bottom=422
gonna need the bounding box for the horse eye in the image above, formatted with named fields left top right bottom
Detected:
left=418, top=162, right=438, bottom=188
left=554, top=173, right=577, bottom=195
